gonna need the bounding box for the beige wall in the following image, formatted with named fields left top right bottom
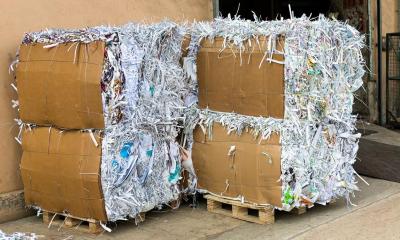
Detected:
left=0, top=0, right=212, bottom=194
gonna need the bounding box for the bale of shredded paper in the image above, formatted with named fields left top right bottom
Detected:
left=14, top=21, right=195, bottom=222
left=184, top=14, right=365, bottom=210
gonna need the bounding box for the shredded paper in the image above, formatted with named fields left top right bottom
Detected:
left=0, top=230, right=39, bottom=240
left=184, top=14, right=365, bottom=209
left=13, top=13, right=364, bottom=221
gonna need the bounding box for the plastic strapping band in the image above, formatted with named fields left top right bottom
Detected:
left=88, top=130, right=99, bottom=147
left=100, top=221, right=112, bottom=232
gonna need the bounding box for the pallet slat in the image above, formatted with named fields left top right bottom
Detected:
left=41, top=210, right=147, bottom=234
left=42, top=211, right=103, bottom=234
left=204, top=194, right=335, bottom=224
left=292, top=206, right=307, bottom=215
left=204, top=194, right=275, bottom=224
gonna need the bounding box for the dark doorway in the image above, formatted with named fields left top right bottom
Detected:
left=217, top=0, right=370, bottom=118
left=218, top=0, right=337, bottom=20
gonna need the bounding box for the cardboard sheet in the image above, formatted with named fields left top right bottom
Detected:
left=16, top=41, right=105, bottom=129
left=192, top=123, right=282, bottom=207
left=20, top=127, right=107, bottom=221
left=197, top=37, right=285, bottom=118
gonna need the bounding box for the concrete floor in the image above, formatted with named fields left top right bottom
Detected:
left=0, top=176, right=399, bottom=239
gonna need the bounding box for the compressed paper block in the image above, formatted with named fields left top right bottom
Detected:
left=15, top=22, right=189, bottom=222
left=186, top=16, right=365, bottom=210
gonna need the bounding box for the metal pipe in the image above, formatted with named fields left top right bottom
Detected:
left=377, top=0, right=383, bottom=125
left=368, top=0, right=374, bottom=81
left=386, top=33, right=389, bottom=125
left=213, top=0, right=219, bottom=18
left=367, top=0, right=375, bottom=123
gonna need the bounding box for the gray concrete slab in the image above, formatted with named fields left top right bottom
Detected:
left=358, top=122, right=400, bottom=146
left=355, top=122, right=400, bottom=182
left=0, top=176, right=399, bottom=240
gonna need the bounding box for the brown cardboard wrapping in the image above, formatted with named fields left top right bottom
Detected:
left=197, top=37, right=285, bottom=118
left=192, top=123, right=282, bottom=207
left=16, top=41, right=105, bottom=129
left=20, top=127, right=107, bottom=220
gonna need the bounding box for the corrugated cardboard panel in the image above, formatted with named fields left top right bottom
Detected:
left=197, top=37, right=285, bottom=118
left=20, top=127, right=107, bottom=220
left=16, top=41, right=105, bottom=129
left=192, top=123, right=282, bottom=207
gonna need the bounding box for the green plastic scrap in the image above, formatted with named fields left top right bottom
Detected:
left=306, top=69, right=321, bottom=75
left=283, top=187, right=294, bottom=205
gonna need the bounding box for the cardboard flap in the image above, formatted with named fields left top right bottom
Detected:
left=192, top=123, right=282, bottom=207
left=16, top=41, right=105, bottom=129
left=197, top=37, right=285, bottom=118
left=19, top=42, right=105, bottom=64
left=20, top=127, right=107, bottom=220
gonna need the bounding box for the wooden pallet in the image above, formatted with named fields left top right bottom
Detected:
left=42, top=210, right=146, bottom=234
left=42, top=211, right=103, bottom=234
left=204, top=194, right=275, bottom=224
left=291, top=206, right=307, bottom=215
left=133, top=212, right=146, bottom=224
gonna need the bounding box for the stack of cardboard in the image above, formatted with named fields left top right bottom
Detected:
left=192, top=37, right=285, bottom=207
left=17, top=41, right=108, bottom=220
